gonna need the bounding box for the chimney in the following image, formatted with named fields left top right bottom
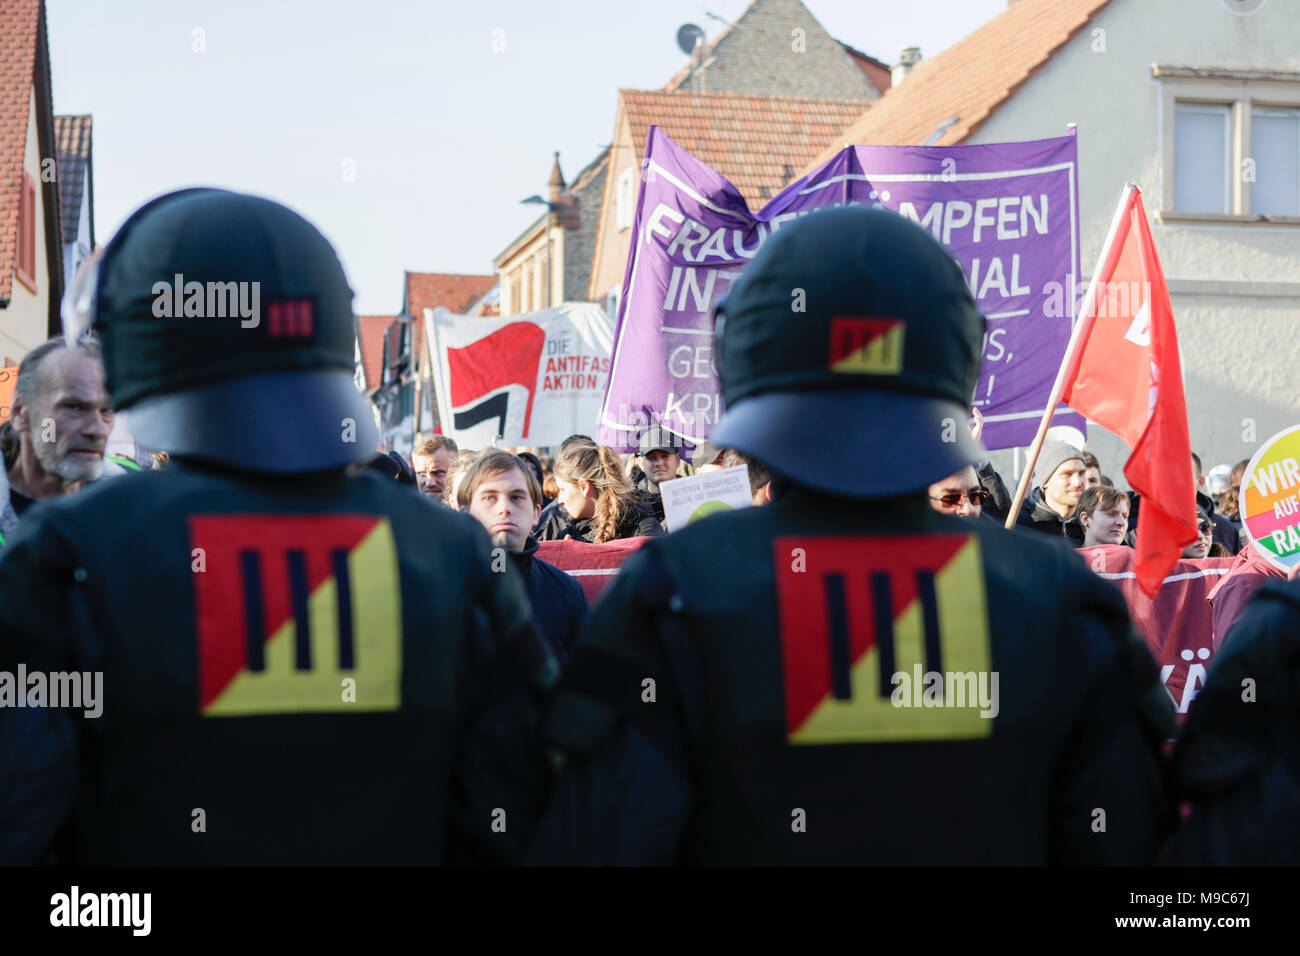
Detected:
left=891, top=47, right=921, bottom=87
left=547, top=151, right=566, bottom=205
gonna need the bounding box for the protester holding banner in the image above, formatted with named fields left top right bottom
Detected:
left=550, top=441, right=662, bottom=543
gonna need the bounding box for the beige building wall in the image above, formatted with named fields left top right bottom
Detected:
left=588, top=107, right=636, bottom=306
left=3, top=90, right=51, bottom=361
left=497, top=224, right=564, bottom=316
left=971, top=0, right=1300, bottom=483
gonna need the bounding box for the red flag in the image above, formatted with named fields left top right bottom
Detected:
left=1062, top=186, right=1197, bottom=596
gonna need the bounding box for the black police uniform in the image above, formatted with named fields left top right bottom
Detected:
left=0, top=189, right=555, bottom=865
left=1164, top=576, right=1300, bottom=865
left=0, top=464, right=550, bottom=865
left=529, top=206, right=1174, bottom=865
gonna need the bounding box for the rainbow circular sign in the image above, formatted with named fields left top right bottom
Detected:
left=1240, top=425, right=1300, bottom=572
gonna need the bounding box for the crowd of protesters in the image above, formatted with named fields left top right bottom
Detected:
left=0, top=333, right=1277, bottom=653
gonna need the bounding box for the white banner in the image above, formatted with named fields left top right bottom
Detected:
left=427, top=302, right=613, bottom=448
left=659, top=465, right=753, bottom=532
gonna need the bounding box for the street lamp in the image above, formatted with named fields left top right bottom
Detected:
left=520, top=194, right=556, bottom=310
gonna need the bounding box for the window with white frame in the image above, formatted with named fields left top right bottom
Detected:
left=1175, top=104, right=1230, bottom=213
left=616, top=168, right=636, bottom=231
left=1156, top=66, right=1300, bottom=221
left=1251, top=108, right=1300, bottom=216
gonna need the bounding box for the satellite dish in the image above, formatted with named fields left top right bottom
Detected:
left=677, top=23, right=705, bottom=56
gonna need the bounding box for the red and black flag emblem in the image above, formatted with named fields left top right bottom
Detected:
left=189, top=515, right=403, bottom=716
left=774, top=534, right=993, bottom=744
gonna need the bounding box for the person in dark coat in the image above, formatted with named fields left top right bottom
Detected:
left=1017, top=441, right=1087, bottom=538
left=458, top=449, right=588, bottom=657
left=1192, top=452, right=1241, bottom=555
left=529, top=205, right=1173, bottom=866
left=0, top=189, right=555, bottom=866
left=1166, top=570, right=1300, bottom=864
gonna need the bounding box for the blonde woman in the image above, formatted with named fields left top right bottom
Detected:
left=550, top=442, right=663, bottom=542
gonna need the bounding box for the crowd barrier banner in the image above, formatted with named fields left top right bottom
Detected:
left=1077, top=544, right=1235, bottom=714
left=598, top=126, right=1083, bottom=453
left=536, top=537, right=648, bottom=606
left=427, top=303, right=612, bottom=448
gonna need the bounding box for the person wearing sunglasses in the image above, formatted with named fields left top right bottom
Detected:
left=1181, top=508, right=1226, bottom=559
left=927, top=466, right=989, bottom=518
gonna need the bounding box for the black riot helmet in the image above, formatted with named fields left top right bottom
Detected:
left=62, top=188, right=378, bottom=473
left=710, top=205, right=986, bottom=498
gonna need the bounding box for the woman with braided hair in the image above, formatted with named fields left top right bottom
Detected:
left=552, top=441, right=663, bottom=542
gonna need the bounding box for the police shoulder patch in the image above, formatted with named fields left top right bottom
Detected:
left=774, top=534, right=994, bottom=744
left=189, top=514, right=403, bottom=716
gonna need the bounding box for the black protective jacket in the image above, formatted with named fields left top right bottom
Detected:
left=0, top=461, right=555, bottom=865
left=531, top=488, right=1175, bottom=865
left=1165, top=578, right=1300, bottom=864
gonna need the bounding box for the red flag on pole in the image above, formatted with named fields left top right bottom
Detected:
left=1062, top=186, right=1197, bottom=596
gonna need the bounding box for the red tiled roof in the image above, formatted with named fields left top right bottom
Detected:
left=812, top=0, right=1114, bottom=164
left=404, top=271, right=497, bottom=318
left=620, top=89, right=867, bottom=209
left=356, top=314, right=392, bottom=393
left=0, top=0, right=42, bottom=302
left=402, top=271, right=498, bottom=357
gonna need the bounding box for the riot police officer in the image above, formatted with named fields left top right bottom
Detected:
left=0, top=189, right=555, bottom=865
left=1165, top=574, right=1300, bottom=864
left=530, top=205, right=1174, bottom=865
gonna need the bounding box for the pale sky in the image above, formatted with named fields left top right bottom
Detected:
left=47, top=0, right=1008, bottom=315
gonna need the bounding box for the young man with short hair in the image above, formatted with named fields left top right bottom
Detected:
left=459, top=450, right=587, bottom=656
left=1020, top=441, right=1087, bottom=537
left=1082, top=451, right=1103, bottom=489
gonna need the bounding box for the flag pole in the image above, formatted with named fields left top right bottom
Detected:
left=1003, top=183, right=1138, bottom=530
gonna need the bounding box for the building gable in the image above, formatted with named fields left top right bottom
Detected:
left=664, top=0, right=877, bottom=102
left=0, top=0, right=62, bottom=325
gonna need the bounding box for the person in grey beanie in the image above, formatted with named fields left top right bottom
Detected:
left=1018, top=440, right=1088, bottom=538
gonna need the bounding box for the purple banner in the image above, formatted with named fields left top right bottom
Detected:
left=598, top=126, right=1085, bottom=452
